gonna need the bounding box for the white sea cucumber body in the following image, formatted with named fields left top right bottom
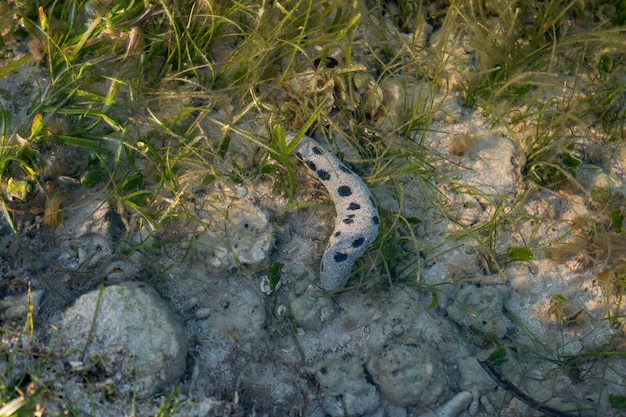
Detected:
left=287, top=134, right=379, bottom=290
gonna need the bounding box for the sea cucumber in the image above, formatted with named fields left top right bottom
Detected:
left=287, top=133, right=379, bottom=290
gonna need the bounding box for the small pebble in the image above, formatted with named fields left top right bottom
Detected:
left=417, top=391, right=472, bottom=417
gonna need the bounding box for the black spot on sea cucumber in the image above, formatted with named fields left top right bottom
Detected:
left=306, top=160, right=317, bottom=171
left=372, top=216, right=379, bottom=225
left=352, top=237, right=365, bottom=247
left=343, top=214, right=355, bottom=225
left=312, top=146, right=322, bottom=155
left=295, top=152, right=303, bottom=160
left=338, top=185, right=352, bottom=197
left=339, top=165, right=352, bottom=174
left=334, top=252, right=348, bottom=262
left=348, top=202, right=361, bottom=210
left=334, top=231, right=341, bottom=237
left=317, top=169, right=330, bottom=181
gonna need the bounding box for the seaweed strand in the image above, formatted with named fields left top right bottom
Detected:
left=478, top=360, right=575, bottom=417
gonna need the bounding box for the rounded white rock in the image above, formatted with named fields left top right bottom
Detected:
left=57, top=282, right=187, bottom=399
left=367, top=341, right=446, bottom=407
left=308, top=356, right=381, bottom=417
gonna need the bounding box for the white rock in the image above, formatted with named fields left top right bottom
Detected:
left=445, top=283, right=512, bottom=339
left=57, top=282, right=187, bottom=399
left=290, top=289, right=335, bottom=330
left=367, top=341, right=445, bottom=407
left=417, top=391, right=472, bottom=417
left=0, top=290, right=44, bottom=320
left=194, top=204, right=274, bottom=272
left=308, top=356, right=381, bottom=417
